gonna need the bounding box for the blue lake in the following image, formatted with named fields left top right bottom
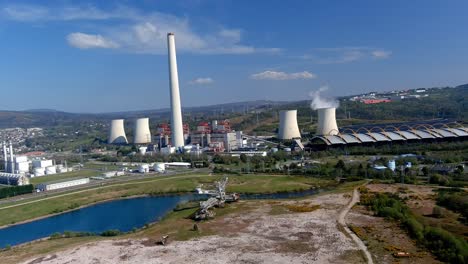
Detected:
left=0, top=188, right=321, bottom=248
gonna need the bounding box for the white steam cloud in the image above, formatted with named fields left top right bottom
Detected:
left=309, top=86, right=339, bottom=110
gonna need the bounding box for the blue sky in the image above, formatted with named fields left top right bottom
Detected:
left=0, top=0, right=467, bottom=113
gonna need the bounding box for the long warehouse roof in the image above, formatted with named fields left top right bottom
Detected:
left=311, top=126, right=468, bottom=146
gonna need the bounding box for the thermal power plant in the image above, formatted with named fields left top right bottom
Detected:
left=167, top=33, right=185, bottom=149
left=133, top=118, right=151, bottom=144
left=108, top=119, right=128, bottom=144
left=278, top=110, right=301, bottom=140
left=316, top=107, right=339, bottom=136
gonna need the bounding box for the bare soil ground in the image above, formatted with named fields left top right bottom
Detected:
left=22, top=193, right=365, bottom=264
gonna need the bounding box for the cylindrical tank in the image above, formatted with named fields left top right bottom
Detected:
left=271, top=147, right=279, bottom=153
left=45, top=166, right=57, bottom=175
left=108, top=119, right=128, bottom=144
left=167, top=33, right=185, bottom=148
left=284, top=147, right=292, bottom=152
left=134, top=118, right=151, bottom=144
left=139, top=146, right=147, bottom=155
left=388, top=160, right=396, bottom=171
left=34, top=167, right=45, bottom=177
left=154, top=163, right=165, bottom=173
left=138, top=164, right=149, bottom=173
left=278, top=110, right=301, bottom=140
left=316, top=107, right=339, bottom=136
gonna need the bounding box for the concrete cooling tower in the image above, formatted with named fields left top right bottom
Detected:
left=134, top=118, right=151, bottom=144
left=316, top=107, right=339, bottom=135
left=278, top=110, right=301, bottom=140
left=108, top=119, right=128, bottom=144
left=167, top=33, right=185, bottom=148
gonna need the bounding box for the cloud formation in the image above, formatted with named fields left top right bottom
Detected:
left=189, top=77, right=214, bottom=85
left=67, top=33, right=119, bottom=49
left=300, top=47, right=392, bottom=64
left=251, top=71, right=316, bottom=80
left=1, top=4, right=279, bottom=55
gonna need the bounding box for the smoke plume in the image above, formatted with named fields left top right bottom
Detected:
left=309, top=85, right=339, bottom=110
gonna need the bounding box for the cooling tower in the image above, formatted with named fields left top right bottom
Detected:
left=167, top=33, right=185, bottom=148
left=134, top=118, right=151, bottom=144
left=316, top=107, right=339, bottom=135
left=108, top=119, right=128, bottom=144
left=278, top=110, right=301, bottom=140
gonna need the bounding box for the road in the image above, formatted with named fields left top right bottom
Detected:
left=337, top=187, right=374, bottom=264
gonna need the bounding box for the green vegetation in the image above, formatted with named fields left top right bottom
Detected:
left=0, top=185, right=33, bottom=199
left=436, top=188, right=468, bottom=222
left=361, top=191, right=468, bottom=263
left=30, top=170, right=101, bottom=185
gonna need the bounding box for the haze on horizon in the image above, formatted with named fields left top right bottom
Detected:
left=0, top=0, right=467, bottom=113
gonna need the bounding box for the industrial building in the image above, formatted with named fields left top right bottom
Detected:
left=2, top=141, right=29, bottom=174
left=278, top=110, right=301, bottom=140
left=0, top=173, right=29, bottom=186
left=134, top=118, right=151, bottom=144
left=36, top=178, right=90, bottom=191
left=108, top=119, right=128, bottom=144
left=308, top=122, right=468, bottom=149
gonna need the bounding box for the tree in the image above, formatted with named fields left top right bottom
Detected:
left=240, top=153, right=247, bottom=163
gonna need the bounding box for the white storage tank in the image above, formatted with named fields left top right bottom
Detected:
left=138, top=164, right=149, bottom=173
left=154, top=163, right=165, bottom=173
left=45, top=166, right=57, bottom=175
left=387, top=160, right=396, bottom=171
left=139, top=147, right=147, bottom=155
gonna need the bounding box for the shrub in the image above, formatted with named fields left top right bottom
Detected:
left=101, top=229, right=121, bottom=236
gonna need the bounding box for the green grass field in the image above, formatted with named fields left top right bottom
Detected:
left=30, top=170, right=102, bottom=185
left=0, top=174, right=335, bottom=227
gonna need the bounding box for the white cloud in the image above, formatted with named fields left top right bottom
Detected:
left=300, top=47, right=391, bottom=64
left=67, top=33, right=119, bottom=49
left=1, top=4, right=279, bottom=55
left=250, top=71, right=316, bottom=80
left=371, top=50, right=392, bottom=59
left=189, top=77, right=214, bottom=85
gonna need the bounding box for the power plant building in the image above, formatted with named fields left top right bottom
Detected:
left=316, top=107, right=339, bottom=136
left=167, top=33, right=185, bottom=148
left=133, top=118, right=151, bottom=144
left=108, top=119, right=128, bottom=144
left=278, top=110, right=301, bottom=140
left=0, top=173, right=29, bottom=186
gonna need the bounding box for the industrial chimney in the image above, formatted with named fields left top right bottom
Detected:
left=108, top=119, right=128, bottom=144
left=316, top=107, right=339, bottom=135
left=278, top=110, right=301, bottom=140
left=9, top=141, right=14, bottom=173
left=2, top=142, right=7, bottom=172
left=134, top=118, right=151, bottom=144
left=167, top=33, right=184, bottom=149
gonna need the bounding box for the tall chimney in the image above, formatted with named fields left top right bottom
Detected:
left=2, top=142, right=7, bottom=172
left=167, top=33, right=184, bottom=148
left=9, top=141, right=14, bottom=173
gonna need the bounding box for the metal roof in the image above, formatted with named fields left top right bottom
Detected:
left=324, top=135, right=346, bottom=145
left=443, top=128, right=468, bottom=137
left=383, top=132, right=406, bottom=141
left=339, top=134, right=361, bottom=144
left=431, top=129, right=457, bottom=138
left=410, top=129, right=436, bottom=139
left=353, top=133, right=376, bottom=143
left=368, top=132, right=391, bottom=141
left=394, top=130, right=420, bottom=140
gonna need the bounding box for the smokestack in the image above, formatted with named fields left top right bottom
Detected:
left=167, top=33, right=184, bottom=149
left=2, top=142, right=7, bottom=172
left=9, top=141, right=14, bottom=173
left=316, top=107, right=339, bottom=136
left=278, top=110, right=301, bottom=140
left=108, top=119, right=128, bottom=144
